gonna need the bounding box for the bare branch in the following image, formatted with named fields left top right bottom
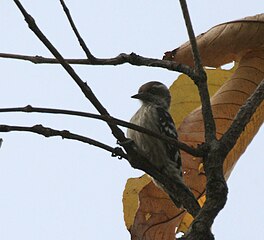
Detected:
left=0, top=52, right=196, bottom=77
left=178, top=1, right=229, bottom=239
left=179, top=0, right=203, bottom=72
left=179, top=0, right=216, bottom=143
left=59, top=0, right=95, bottom=62
left=0, top=123, right=127, bottom=159
left=196, top=79, right=217, bottom=143
left=220, top=79, right=264, bottom=154
left=0, top=105, right=203, bottom=157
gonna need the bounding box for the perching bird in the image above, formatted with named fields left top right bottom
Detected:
left=127, top=81, right=182, bottom=180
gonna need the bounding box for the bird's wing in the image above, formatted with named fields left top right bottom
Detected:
left=156, top=107, right=182, bottom=173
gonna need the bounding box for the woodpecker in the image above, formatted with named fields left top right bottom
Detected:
left=127, top=81, right=182, bottom=179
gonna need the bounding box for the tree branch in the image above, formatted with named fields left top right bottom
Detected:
left=0, top=123, right=127, bottom=159
left=3, top=0, right=197, bottom=78
left=59, top=0, right=95, bottom=62
left=178, top=1, right=228, bottom=239
left=0, top=52, right=196, bottom=78
left=179, top=0, right=203, bottom=72
left=179, top=0, right=216, bottom=143
left=0, top=105, right=203, bottom=157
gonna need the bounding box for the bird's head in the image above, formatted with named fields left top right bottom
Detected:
left=131, top=81, right=171, bottom=110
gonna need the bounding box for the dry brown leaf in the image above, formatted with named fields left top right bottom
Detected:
left=129, top=181, right=186, bottom=240
left=163, top=14, right=264, bottom=67
left=123, top=175, right=152, bottom=230
left=123, top=14, right=264, bottom=240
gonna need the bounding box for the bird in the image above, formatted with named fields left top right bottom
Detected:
left=127, top=81, right=182, bottom=180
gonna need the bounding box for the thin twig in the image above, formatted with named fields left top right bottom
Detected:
left=0, top=124, right=127, bottom=159
left=0, top=105, right=203, bottom=157
left=59, top=0, right=95, bottom=62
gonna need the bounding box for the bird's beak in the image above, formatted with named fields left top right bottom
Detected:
left=131, top=93, right=144, bottom=100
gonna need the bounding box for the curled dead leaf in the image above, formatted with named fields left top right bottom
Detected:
left=164, top=14, right=264, bottom=67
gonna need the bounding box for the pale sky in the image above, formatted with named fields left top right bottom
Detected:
left=0, top=1, right=263, bottom=239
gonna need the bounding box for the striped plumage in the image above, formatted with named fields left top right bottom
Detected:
left=127, top=81, right=182, bottom=179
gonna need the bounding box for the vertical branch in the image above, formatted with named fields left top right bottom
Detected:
left=179, top=0, right=216, bottom=143
left=179, top=0, right=203, bottom=72
left=196, top=80, right=217, bottom=143
left=179, top=1, right=228, bottom=239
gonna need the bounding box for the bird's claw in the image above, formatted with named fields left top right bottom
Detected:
left=111, top=147, right=124, bottom=159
